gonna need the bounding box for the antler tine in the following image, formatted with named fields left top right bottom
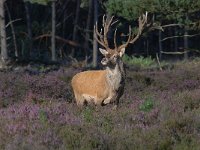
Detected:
left=138, top=12, right=147, bottom=33
left=102, top=14, right=106, bottom=27
left=118, top=25, right=132, bottom=50
left=94, top=22, right=102, bottom=37
left=111, top=19, right=118, bottom=26
left=117, top=12, right=148, bottom=50
left=111, top=18, right=119, bottom=50
left=114, top=28, right=118, bottom=49
left=94, top=22, right=107, bottom=48
left=129, top=12, right=148, bottom=44
left=107, top=16, right=115, bottom=28
left=102, top=15, right=114, bottom=47
left=94, top=14, right=115, bottom=50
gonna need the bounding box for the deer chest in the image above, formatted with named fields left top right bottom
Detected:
left=107, top=72, right=124, bottom=92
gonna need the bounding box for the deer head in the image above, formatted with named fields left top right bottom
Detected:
left=94, top=12, right=148, bottom=66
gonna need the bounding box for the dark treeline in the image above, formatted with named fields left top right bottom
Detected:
left=1, top=0, right=200, bottom=68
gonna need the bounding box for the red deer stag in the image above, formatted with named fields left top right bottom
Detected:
left=71, top=12, right=148, bottom=107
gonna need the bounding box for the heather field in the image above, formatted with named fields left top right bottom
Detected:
left=0, top=60, right=200, bottom=150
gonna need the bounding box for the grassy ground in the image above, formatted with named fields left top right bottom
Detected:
left=0, top=60, right=200, bottom=150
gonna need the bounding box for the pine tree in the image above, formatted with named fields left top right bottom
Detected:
left=0, top=0, right=8, bottom=67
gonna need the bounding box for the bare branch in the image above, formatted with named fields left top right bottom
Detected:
left=161, top=51, right=188, bottom=55
left=161, top=33, right=200, bottom=42
left=161, top=23, right=183, bottom=28
left=34, top=34, right=81, bottom=47
left=6, top=18, right=22, bottom=28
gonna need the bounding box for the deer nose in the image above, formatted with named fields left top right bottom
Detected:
left=114, top=55, right=118, bottom=60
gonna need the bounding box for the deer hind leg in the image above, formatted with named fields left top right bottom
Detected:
left=82, top=94, right=97, bottom=106
left=74, top=92, right=85, bottom=107
left=93, top=97, right=103, bottom=106
left=77, top=98, right=85, bottom=107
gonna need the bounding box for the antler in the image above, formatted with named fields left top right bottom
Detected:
left=94, top=12, right=148, bottom=51
left=94, top=15, right=117, bottom=51
left=118, top=12, right=148, bottom=50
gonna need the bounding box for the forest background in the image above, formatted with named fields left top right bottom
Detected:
left=1, top=0, right=200, bottom=68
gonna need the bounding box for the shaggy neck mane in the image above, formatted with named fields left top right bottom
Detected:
left=105, top=59, right=125, bottom=91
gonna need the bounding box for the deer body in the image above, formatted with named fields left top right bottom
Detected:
left=71, top=13, right=147, bottom=107
left=71, top=58, right=125, bottom=106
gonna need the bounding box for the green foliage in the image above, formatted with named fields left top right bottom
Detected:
left=105, top=0, right=155, bottom=20
left=139, top=97, right=154, bottom=112
left=60, top=126, right=83, bottom=149
left=60, top=125, right=108, bottom=150
left=176, top=90, right=200, bottom=111
left=39, top=109, right=48, bottom=124
left=123, top=54, right=156, bottom=68
left=105, top=0, right=200, bottom=30
left=24, top=0, right=50, bottom=5
left=81, top=107, right=94, bottom=123
left=101, top=116, right=113, bottom=133
left=80, top=0, right=89, bottom=8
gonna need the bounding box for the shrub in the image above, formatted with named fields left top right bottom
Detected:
left=122, top=54, right=156, bottom=68
left=139, top=97, right=154, bottom=112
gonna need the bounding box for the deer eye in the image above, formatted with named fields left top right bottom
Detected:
left=101, top=58, right=108, bottom=65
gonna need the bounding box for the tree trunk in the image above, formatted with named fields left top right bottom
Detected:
left=24, top=2, right=32, bottom=59
left=51, top=0, right=56, bottom=61
left=184, top=14, right=189, bottom=60
left=93, top=0, right=98, bottom=67
left=6, top=4, right=18, bottom=59
left=145, top=38, right=149, bottom=56
left=84, top=0, right=93, bottom=62
left=183, top=29, right=188, bottom=60
left=158, top=30, right=162, bottom=60
left=0, top=0, right=8, bottom=63
left=169, top=27, right=173, bottom=52
left=174, top=27, right=178, bottom=52
left=174, top=27, right=178, bottom=59
left=71, top=0, right=80, bottom=57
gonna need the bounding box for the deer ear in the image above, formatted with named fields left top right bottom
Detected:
left=119, top=48, right=125, bottom=57
left=99, top=48, right=108, bottom=56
